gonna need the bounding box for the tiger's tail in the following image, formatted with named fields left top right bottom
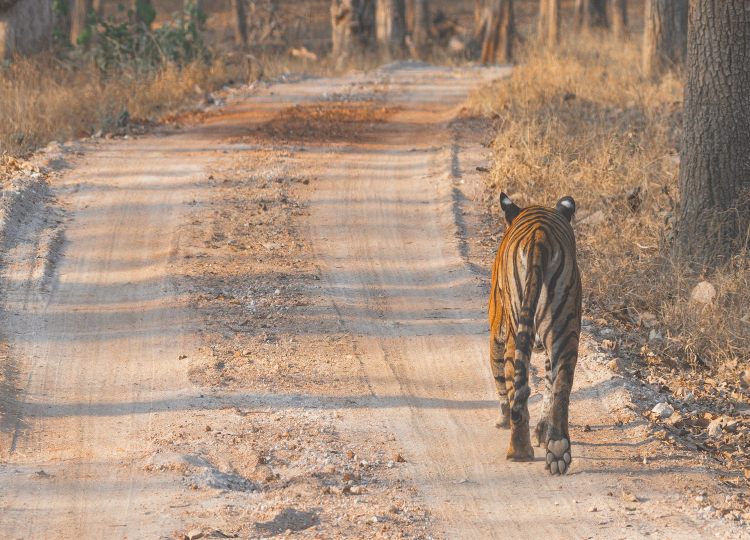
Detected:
left=509, top=233, right=547, bottom=426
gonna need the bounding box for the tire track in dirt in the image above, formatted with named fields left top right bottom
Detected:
left=0, top=135, right=212, bottom=537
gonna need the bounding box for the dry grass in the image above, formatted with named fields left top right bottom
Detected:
left=0, top=55, right=257, bottom=158
left=471, top=34, right=750, bottom=378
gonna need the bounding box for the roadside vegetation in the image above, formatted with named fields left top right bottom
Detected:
left=0, top=4, right=246, bottom=160
left=472, top=31, right=750, bottom=476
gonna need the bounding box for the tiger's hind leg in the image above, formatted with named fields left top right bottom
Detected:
left=544, top=345, right=579, bottom=475
left=505, top=334, right=534, bottom=461
left=534, top=350, right=553, bottom=447
left=490, top=332, right=511, bottom=428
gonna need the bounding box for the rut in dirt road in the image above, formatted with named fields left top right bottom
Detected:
left=0, top=136, right=210, bottom=537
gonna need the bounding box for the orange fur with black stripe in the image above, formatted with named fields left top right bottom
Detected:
left=488, top=192, right=582, bottom=475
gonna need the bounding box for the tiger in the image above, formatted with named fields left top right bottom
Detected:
left=488, top=192, right=582, bottom=475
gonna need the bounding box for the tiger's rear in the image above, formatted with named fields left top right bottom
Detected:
left=488, top=192, right=582, bottom=475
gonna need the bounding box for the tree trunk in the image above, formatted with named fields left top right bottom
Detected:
left=677, top=1, right=750, bottom=268
left=642, top=0, right=687, bottom=79
left=70, top=0, right=93, bottom=45
left=478, top=0, right=513, bottom=65
left=411, top=0, right=430, bottom=58
left=133, top=0, right=155, bottom=27
left=537, top=0, right=559, bottom=45
left=376, top=0, right=406, bottom=59
left=609, top=0, right=627, bottom=39
left=231, top=0, right=248, bottom=46
left=331, top=0, right=375, bottom=61
left=573, top=0, right=608, bottom=31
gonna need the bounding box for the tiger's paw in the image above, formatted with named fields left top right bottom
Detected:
left=545, top=437, right=571, bottom=475
left=506, top=430, right=535, bottom=461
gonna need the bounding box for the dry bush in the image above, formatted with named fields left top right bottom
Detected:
left=0, top=54, right=253, bottom=157
left=472, top=35, right=750, bottom=376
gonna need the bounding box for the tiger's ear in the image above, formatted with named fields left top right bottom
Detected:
left=500, top=192, right=522, bottom=224
left=555, top=196, right=576, bottom=222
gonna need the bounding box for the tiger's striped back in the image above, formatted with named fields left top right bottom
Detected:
left=488, top=193, right=581, bottom=475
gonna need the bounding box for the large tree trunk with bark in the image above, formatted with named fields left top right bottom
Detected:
left=609, top=0, right=627, bottom=39
left=537, top=0, right=559, bottom=45
left=477, top=0, right=513, bottom=64
left=231, top=0, right=248, bottom=46
left=70, top=0, right=93, bottom=45
left=410, top=0, right=430, bottom=58
left=376, top=0, right=406, bottom=59
left=331, top=0, right=375, bottom=61
left=677, top=1, right=750, bottom=268
left=573, top=0, right=608, bottom=31
left=642, top=0, right=687, bottom=79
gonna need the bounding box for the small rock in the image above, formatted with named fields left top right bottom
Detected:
left=349, top=485, right=365, bottom=495
left=622, top=492, right=639, bottom=503
left=607, top=359, right=619, bottom=372
left=589, top=506, right=598, bottom=512
left=393, top=452, right=406, bottom=463
left=185, top=530, right=204, bottom=540
left=651, top=402, right=674, bottom=419
left=691, top=281, right=717, bottom=304
left=601, top=339, right=616, bottom=350
left=707, top=417, right=723, bottom=438
left=346, top=450, right=355, bottom=460
left=205, top=425, right=212, bottom=432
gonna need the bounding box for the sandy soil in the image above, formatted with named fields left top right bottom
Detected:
left=0, top=63, right=748, bottom=539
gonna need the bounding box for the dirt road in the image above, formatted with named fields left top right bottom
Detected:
left=0, top=64, right=746, bottom=538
